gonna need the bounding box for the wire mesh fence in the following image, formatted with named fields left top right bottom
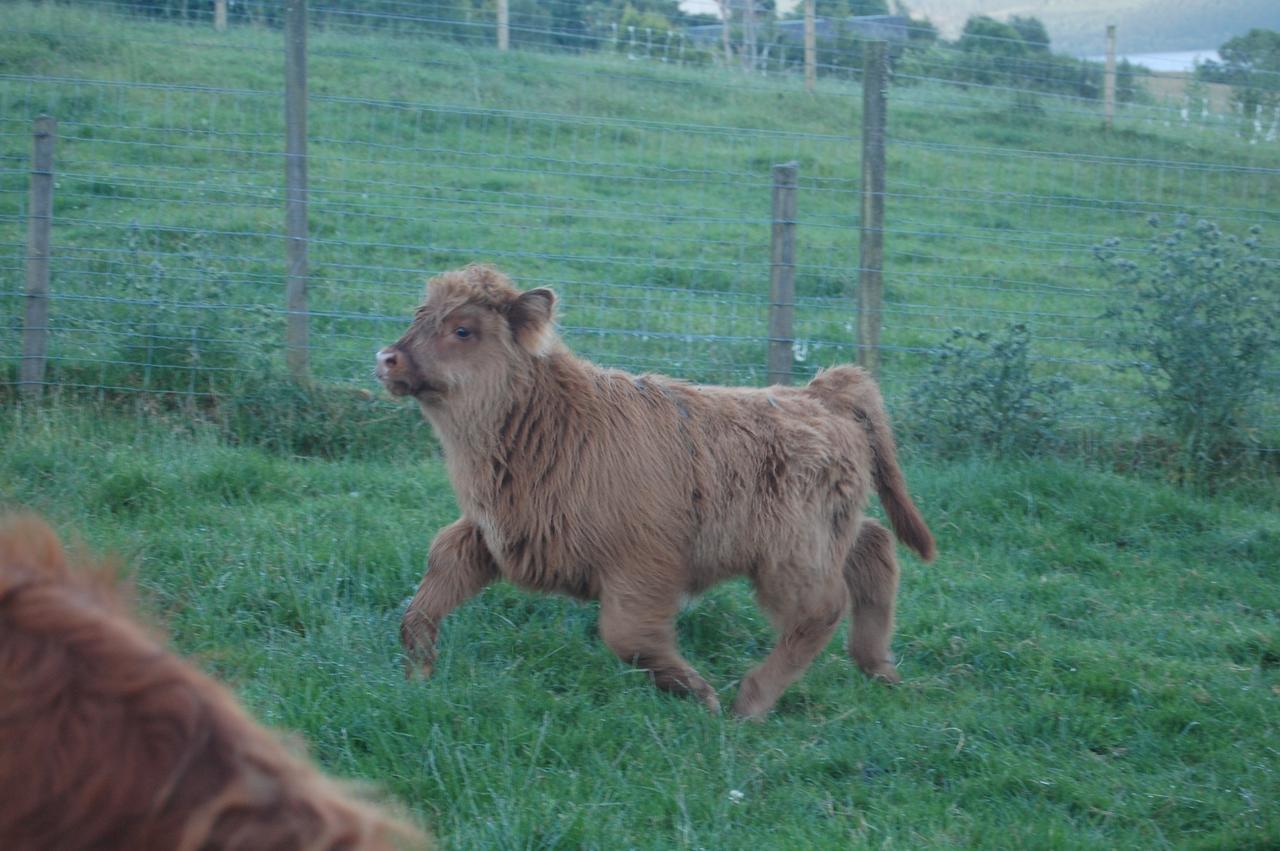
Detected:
left=3, top=0, right=1278, bottom=452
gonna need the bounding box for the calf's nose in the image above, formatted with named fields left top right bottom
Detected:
left=377, top=348, right=399, bottom=368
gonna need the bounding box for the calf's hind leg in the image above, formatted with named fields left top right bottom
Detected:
left=732, top=567, right=846, bottom=720
left=598, top=587, right=721, bottom=714
left=401, top=517, right=498, bottom=678
left=844, top=518, right=902, bottom=684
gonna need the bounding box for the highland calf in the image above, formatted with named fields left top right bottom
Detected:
left=0, top=514, right=424, bottom=850
left=379, top=265, right=935, bottom=718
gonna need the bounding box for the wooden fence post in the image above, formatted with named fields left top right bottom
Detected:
left=285, top=0, right=309, bottom=382
left=21, top=115, right=55, bottom=399
left=719, top=0, right=731, bottom=66
left=742, top=0, right=757, bottom=71
left=768, top=162, right=798, bottom=386
left=803, top=0, right=816, bottom=93
left=214, top=0, right=227, bottom=32
left=497, top=0, right=509, bottom=51
left=1104, top=24, right=1117, bottom=130
left=857, top=41, right=888, bottom=375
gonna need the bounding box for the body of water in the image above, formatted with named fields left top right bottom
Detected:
left=1083, top=50, right=1222, bottom=73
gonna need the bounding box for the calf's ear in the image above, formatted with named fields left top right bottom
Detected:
left=508, top=287, right=556, bottom=355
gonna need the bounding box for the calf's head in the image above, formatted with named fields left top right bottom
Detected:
left=376, top=265, right=556, bottom=407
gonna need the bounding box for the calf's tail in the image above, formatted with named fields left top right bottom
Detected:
left=867, top=418, right=936, bottom=562
left=809, top=367, right=936, bottom=562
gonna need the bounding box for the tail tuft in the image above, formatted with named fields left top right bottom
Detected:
left=881, top=487, right=936, bottom=563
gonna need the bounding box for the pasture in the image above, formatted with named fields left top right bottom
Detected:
left=4, top=2, right=1278, bottom=427
left=2, top=3, right=1278, bottom=848
left=3, top=405, right=1277, bottom=848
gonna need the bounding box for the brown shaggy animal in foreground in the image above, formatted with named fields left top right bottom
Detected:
left=0, top=514, right=426, bottom=851
left=378, top=265, right=935, bottom=718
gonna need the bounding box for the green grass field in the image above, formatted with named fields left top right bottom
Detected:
left=3, top=6, right=1279, bottom=847
left=3, top=405, right=1278, bottom=848
left=3, top=3, right=1277, bottom=427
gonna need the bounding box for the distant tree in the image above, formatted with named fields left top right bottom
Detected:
left=784, top=0, right=890, bottom=20
left=583, top=0, right=690, bottom=50
left=1219, top=27, right=1280, bottom=73
left=549, top=0, right=589, bottom=48
left=1198, top=28, right=1280, bottom=119
left=938, top=14, right=1108, bottom=99
left=1008, top=15, right=1050, bottom=53
left=822, top=0, right=889, bottom=16
left=904, top=15, right=938, bottom=45
left=773, top=0, right=895, bottom=75
left=1115, top=58, right=1150, bottom=104
left=958, top=16, right=1026, bottom=57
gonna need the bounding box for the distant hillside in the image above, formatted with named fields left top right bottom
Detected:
left=904, top=0, right=1279, bottom=55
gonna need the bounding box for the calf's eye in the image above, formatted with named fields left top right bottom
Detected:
left=454, top=326, right=472, bottom=339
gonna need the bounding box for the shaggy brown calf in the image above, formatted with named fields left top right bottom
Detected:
left=378, top=265, right=935, bottom=718
left=0, top=514, right=425, bottom=850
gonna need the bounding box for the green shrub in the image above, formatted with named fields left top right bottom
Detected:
left=116, top=226, right=278, bottom=396
left=214, top=378, right=433, bottom=460
left=1095, top=216, right=1280, bottom=486
left=908, top=323, right=1071, bottom=456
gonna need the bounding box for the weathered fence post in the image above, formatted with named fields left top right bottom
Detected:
left=21, top=115, right=55, bottom=399
left=1104, top=24, right=1117, bottom=130
left=285, top=0, right=309, bottom=382
left=768, top=162, right=798, bottom=386
left=742, top=0, right=757, bottom=72
left=214, top=0, right=227, bottom=32
left=719, top=0, right=731, bottom=66
left=497, top=0, right=509, bottom=51
left=857, top=41, right=888, bottom=375
left=803, top=0, right=816, bottom=93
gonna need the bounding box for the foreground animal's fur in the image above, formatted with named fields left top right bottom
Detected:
left=378, top=265, right=935, bottom=718
left=0, top=514, right=425, bottom=850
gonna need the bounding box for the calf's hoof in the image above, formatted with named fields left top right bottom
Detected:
left=730, top=680, right=772, bottom=721
left=403, top=656, right=435, bottom=681
left=858, top=660, right=902, bottom=685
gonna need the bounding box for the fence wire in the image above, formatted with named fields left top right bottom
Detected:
left=2, top=0, right=1278, bottom=447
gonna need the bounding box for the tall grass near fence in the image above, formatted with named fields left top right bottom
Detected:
left=1, top=2, right=1278, bottom=466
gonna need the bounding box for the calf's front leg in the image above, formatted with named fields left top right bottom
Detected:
left=401, top=517, right=498, bottom=678
left=598, top=584, right=721, bottom=714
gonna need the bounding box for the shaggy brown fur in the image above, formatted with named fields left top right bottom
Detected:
left=378, top=264, right=935, bottom=718
left=0, top=514, right=426, bottom=850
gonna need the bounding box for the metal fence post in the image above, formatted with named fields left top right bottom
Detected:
left=719, top=1, right=731, bottom=66
left=1104, top=25, right=1117, bottom=130
left=21, top=115, right=55, bottom=399
left=214, top=0, right=227, bottom=32
left=742, top=0, right=757, bottom=71
left=497, top=0, right=509, bottom=51
left=857, top=41, right=887, bottom=375
left=285, top=0, right=309, bottom=382
left=768, top=162, right=798, bottom=386
left=803, top=0, right=816, bottom=93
